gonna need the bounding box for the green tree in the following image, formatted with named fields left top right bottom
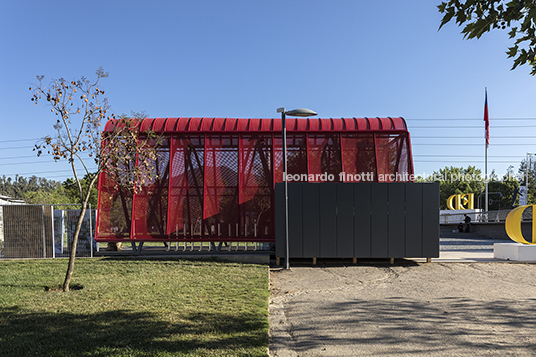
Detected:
left=419, top=165, right=521, bottom=210
left=438, top=0, right=536, bottom=75
left=486, top=168, right=519, bottom=209
left=31, top=68, right=163, bottom=292
left=420, top=166, right=485, bottom=209
left=0, top=175, right=65, bottom=203
left=22, top=186, right=72, bottom=205
left=63, top=173, right=98, bottom=208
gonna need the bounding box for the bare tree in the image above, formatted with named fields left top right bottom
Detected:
left=31, top=67, right=162, bottom=291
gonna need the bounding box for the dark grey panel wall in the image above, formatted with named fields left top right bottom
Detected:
left=319, top=184, right=337, bottom=257
left=388, top=183, right=406, bottom=257
left=371, top=184, right=389, bottom=257
left=275, top=182, right=440, bottom=259
left=302, top=184, right=320, bottom=257
left=405, top=184, right=423, bottom=257
left=337, top=184, right=354, bottom=257
left=275, top=185, right=285, bottom=258
left=354, top=183, right=371, bottom=257
left=422, top=183, right=440, bottom=257
left=288, top=184, right=303, bottom=257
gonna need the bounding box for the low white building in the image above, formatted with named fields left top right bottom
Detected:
left=0, top=195, right=25, bottom=205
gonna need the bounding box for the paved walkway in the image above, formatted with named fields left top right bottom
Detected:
left=410, top=237, right=513, bottom=263
left=269, top=237, right=536, bottom=356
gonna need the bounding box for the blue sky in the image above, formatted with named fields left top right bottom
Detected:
left=1, top=0, right=536, bottom=182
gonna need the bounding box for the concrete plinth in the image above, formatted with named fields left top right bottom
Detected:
left=494, top=243, right=536, bottom=262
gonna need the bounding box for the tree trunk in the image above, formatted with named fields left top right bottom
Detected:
left=62, top=173, right=98, bottom=292
left=62, top=205, right=87, bottom=292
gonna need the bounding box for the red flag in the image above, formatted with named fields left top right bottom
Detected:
left=484, top=89, right=489, bottom=148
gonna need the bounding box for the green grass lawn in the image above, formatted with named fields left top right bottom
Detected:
left=0, top=258, right=269, bottom=356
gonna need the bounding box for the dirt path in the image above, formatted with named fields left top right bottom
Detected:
left=269, top=262, right=536, bottom=356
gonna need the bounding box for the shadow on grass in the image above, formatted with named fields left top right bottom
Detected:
left=0, top=307, right=267, bottom=356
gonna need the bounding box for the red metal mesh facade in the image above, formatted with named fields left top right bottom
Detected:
left=240, top=135, right=273, bottom=238
left=167, top=137, right=189, bottom=235
left=95, top=117, right=414, bottom=242
left=307, top=134, right=343, bottom=182
left=131, top=138, right=170, bottom=238
left=96, top=168, right=134, bottom=239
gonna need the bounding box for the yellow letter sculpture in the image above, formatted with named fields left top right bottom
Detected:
left=446, top=193, right=474, bottom=210
left=505, top=205, right=536, bottom=244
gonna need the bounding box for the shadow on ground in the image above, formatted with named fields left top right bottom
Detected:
left=0, top=307, right=267, bottom=356
left=276, top=297, right=536, bottom=355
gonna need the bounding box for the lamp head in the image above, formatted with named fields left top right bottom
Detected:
left=284, top=108, right=317, bottom=117
left=276, top=107, right=317, bottom=117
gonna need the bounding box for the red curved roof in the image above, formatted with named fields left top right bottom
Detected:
left=104, top=117, right=408, bottom=133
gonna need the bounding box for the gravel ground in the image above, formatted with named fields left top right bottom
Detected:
left=269, top=239, right=536, bottom=356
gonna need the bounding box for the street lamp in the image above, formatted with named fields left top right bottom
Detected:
left=276, top=107, right=317, bottom=269
left=522, top=153, right=535, bottom=206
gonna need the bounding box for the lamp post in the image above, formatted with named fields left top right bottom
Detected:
left=276, top=107, right=317, bottom=269
left=523, top=153, right=535, bottom=206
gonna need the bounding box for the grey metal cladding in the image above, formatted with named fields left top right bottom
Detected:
left=275, top=182, right=439, bottom=259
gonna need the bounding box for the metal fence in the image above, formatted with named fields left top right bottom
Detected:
left=440, top=208, right=532, bottom=224
left=0, top=205, right=96, bottom=259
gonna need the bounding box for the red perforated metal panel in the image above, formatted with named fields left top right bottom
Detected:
left=167, top=137, right=189, bottom=236
left=96, top=117, right=413, bottom=243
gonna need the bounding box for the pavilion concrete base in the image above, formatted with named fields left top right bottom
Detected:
left=96, top=247, right=271, bottom=264
left=494, top=243, right=536, bottom=262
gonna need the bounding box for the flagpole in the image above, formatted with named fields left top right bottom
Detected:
left=484, top=87, right=489, bottom=219
left=485, top=136, right=488, bottom=213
